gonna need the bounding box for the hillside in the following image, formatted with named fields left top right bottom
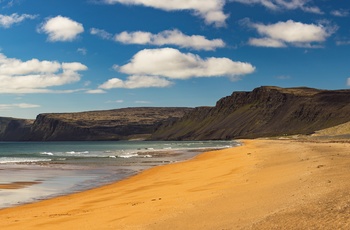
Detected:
left=0, top=117, right=34, bottom=141
left=311, top=121, right=350, bottom=138
left=0, top=107, right=192, bottom=141
left=1, top=86, right=349, bottom=141
left=150, top=86, right=350, bottom=140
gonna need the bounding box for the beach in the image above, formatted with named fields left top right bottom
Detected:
left=1, top=139, right=350, bottom=229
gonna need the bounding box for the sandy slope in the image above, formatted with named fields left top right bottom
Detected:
left=0, top=139, right=350, bottom=229
left=313, top=121, right=350, bottom=137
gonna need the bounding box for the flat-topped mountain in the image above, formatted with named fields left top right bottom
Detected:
left=150, top=86, right=350, bottom=140
left=1, top=86, right=349, bottom=141
left=0, top=117, right=34, bottom=141
left=0, top=107, right=192, bottom=141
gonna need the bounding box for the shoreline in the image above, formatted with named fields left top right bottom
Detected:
left=1, top=139, right=350, bottom=229
left=0, top=140, right=238, bottom=209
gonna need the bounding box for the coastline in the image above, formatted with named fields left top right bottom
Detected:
left=1, top=139, right=350, bottom=229
left=0, top=140, right=236, bottom=209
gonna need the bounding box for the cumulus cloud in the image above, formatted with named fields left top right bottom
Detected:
left=348, top=78, right=350, bottom=86
left=0, top=103, right=40, bottom=110
left=38, top=16, right=84, bottom=42
left=0, top=13, right=37, bottom=28
left=248, top=37, right=286, bottom=48
left=94, top=48, right=255, bottom=91
left=246, top=20, right=336, bottom=48
left=231, top=0, right=322, bottom=14
left=0, top=53, right=87, bottom=94
left=90, top=28, right=113, bottom=40
left=118, top=48, right=255, bottom=79
left=99, top=75, right=173, bottom=89
left=102, top=0, right=228, bottom=26
left=114, top=29, right=225, bottom=50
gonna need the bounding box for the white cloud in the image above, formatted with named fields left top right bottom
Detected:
left=231, top=0, right=322, bottom=14
left=93, top=48, right=255, bottom=91
left=105, top=99, right=124, bottom=103
left=90, top=28, right=113, bottom=40
left=336, top=40, right=350, bottom=46
left=99, top=75, right=173, bottom=89
left=0, top=53, right=87, bottom=94
left=86, top=89, right=106, bottom=94
left=114, top=29, right=225, bottom=50
left=103, top=0, right=228, bottom=27
left=0, top=13, right=36, bottom=28
left=77, top=47, right=87, bottom=55
left=118, top=48, right=255, bottom=80
left=347, top=78, right=350, bottom=86
left=331, top=9, right=349, bottom=17
left=248, top=37, right=286, bottom=48
left=115, top=31, right=152, bottom=44
left=0, top=103, right=40, bottom=110
left=135, top=100, right=151, bottom=104
left=38, top=16, right=84, bottom=42
left=247, top=20, right=336, bottom=47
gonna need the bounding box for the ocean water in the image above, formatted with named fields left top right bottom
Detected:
left=0, top=140, right=239, bottom=209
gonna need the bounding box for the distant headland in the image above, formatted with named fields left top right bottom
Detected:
left=1, top=86, right=349, bottom=141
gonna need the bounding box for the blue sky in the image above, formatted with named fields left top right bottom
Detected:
left=0, top=0, right=349, bottom=118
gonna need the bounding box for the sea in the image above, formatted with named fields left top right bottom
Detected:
left=0, top=140, right=239, bottom=209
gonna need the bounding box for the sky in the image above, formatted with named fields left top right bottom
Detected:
left=0, top=0, right=349, bottom=119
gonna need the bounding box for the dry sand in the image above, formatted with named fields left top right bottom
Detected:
left=1, top=139, right=350, bottom=229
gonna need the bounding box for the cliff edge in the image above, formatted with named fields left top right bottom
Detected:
left=150, top=86, right=350, bottom=140
left=0, top=107, right=192, bottom=141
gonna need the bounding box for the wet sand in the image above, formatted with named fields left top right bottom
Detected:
left=1, top=139, right=350, bottom=229
left=0, top=181, right=41, bottom=190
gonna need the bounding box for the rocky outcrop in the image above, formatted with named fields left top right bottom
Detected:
left=0, top=107, right=192, bottom=141
left=0, top=117, right=34, bottom=141
left=150, top=86, right=350, bottom=140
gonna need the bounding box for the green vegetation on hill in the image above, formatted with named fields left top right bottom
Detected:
left=150, top=86, right=350, bottom=140
left=1, top=86, right=349, bottom=141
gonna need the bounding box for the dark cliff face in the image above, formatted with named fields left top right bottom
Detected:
left=150, top=86, right=350, bottom=140
left=0, top=117, right=34, bottom=141
left=28, top=107, right=193, bottom=141
left=0, top=107, right=192, bottom=141
left=2, top=86, right=350, bottom=141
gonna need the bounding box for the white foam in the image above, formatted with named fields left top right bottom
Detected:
left=65, top=151, right=89, bottom=156
left=0, top=157, right=51, bottom=164
left=41, top=152, right=54, bottom=156
left=117, top=153, right=139, bottom=158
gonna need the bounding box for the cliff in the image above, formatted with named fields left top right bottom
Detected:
left=150, top=86, right=350, bottom=140
left=0, top=107, right=192, bottom=141
left=2, top=86, right=350, bottom=141
left=0, top=117, right=34, bottom=141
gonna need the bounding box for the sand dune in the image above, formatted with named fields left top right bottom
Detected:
left=0, top=139, right=350, bottom=229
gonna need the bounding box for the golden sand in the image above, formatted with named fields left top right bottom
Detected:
left=1, top=139, right=350, bottom=229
